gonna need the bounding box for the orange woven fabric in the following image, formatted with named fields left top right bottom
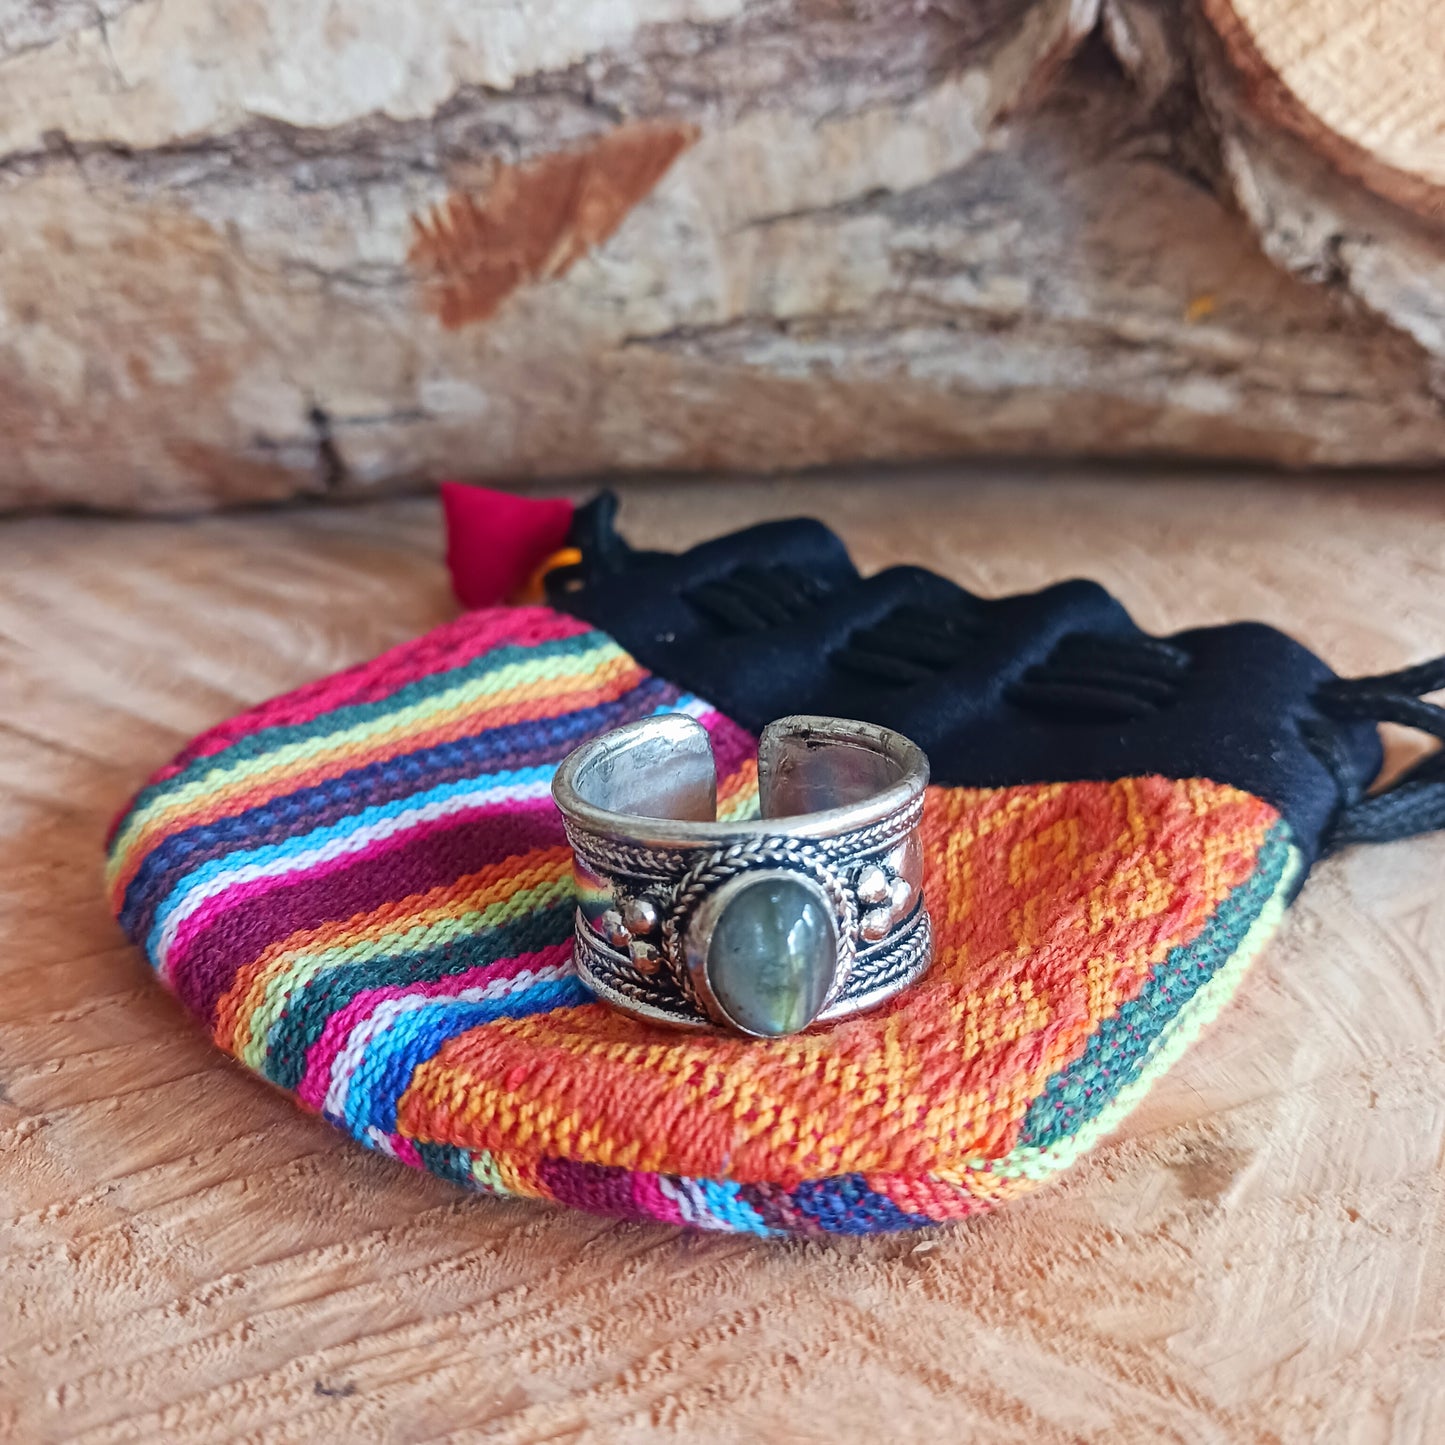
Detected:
left=398, top=775, right=1277, bottom=1183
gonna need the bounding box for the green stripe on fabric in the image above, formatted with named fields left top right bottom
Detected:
left=237, top=878, right=574, bottom=1072
left=259, top=902, right=575, bottom=1091
left=1018, top=821, right=1292, bottom=1149
left=126, top=630, right=615, bottom=809
left=973, top=835, right=1302, bottom=1184
left=115, top=635, right=623, bottom=855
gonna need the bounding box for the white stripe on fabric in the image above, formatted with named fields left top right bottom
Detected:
left=321, top=963, right=572, bottom=1120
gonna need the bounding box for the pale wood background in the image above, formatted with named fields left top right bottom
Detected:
left=7, top=0, right=1445, bottom=510
left=2, top=470, right=1444, bottom=1444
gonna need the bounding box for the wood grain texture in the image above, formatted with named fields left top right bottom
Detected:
left=2, top=471, right=1445, bottom=1444
left=1199, top=0, right=1445, bottom=221
left=408, top=122, right=700, bottom=329
left=1114, top=0, right=1445, bottom=367
left=6, top=0, right=1445, bottom=509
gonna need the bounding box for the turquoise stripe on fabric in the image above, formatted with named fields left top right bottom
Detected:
left=262, top=905, right=577, bottom=1092
left=694, top=1179, right=775, bottom=1237
left=337, top=979, right=591, bottom=1136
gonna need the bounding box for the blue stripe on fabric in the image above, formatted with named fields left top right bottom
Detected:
left=117, top=672, right=683, bottom=934
left=789, top=1175, right=934, bottom=1235
left=693, top=1179, right=775, bottom=1237
left=335, top=978, right=592, bottom=1137
left=141, top=763, right=558, bottom=960
left=125, top=687, right=710, bottom=947
left=261, top=905, right=577, bottom=1092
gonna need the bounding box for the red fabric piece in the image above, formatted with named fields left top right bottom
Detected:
left=440, top=482, right=575, bottom=609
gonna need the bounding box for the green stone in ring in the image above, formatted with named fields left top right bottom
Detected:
left=705, top=874, right=839, bottom=1037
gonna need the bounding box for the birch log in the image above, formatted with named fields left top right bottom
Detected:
left=0, top=0, right=1443, bottom=511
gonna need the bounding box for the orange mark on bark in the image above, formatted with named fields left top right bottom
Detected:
left=408, top=120, right=699, bottom=329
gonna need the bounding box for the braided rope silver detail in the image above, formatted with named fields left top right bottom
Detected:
left=564, top=794, right=923, bottom=883
left=561, top=825, right=697, bottom=882
left=843, top=906, right=932, bottom=994
left=572, top=921, right=702, bottom=1021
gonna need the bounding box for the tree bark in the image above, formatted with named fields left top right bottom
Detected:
left=0, top=0, right=1442, bottom=511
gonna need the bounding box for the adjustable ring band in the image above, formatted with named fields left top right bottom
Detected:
left=551, top=713, right=932, bottom=1038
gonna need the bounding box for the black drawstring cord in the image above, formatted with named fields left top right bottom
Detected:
left=1326, top=657, right=1445, bottom=699
left=1314, top=657, right=1445, bottom=850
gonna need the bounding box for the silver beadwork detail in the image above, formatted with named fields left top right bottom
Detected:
left=621, top=896, right=660, bottom=937
left=573, top=900, right=933, bottom=1030
left=856, top=863, right=891, bottom=906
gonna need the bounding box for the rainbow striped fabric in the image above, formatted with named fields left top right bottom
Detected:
left=108, top=603, right=1298, bottom=1235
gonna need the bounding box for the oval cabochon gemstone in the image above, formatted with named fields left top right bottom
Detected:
left=705, top=874, right=839, bottom=1037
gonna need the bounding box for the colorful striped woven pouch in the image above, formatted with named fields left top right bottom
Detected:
left=106, top=491, right=1445, bottom=1235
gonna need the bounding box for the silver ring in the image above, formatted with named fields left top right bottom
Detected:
left=551, top=713, right=932, bottom=1037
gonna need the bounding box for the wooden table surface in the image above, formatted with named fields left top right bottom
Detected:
left=3, top=470, right=1444, bottom=1444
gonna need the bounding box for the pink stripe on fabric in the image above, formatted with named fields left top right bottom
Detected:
left=631, top=1172, right=687, bottom=1226
left=296, top=942, right=574, bottom=1111
left=702, top=711, right=758, bottom=776
left=390, top=1136, right=425, bottom=1169
left=160, top=795, right=557, bottom=980
left=178, top=815, right=569, bottom=1024
left=152, top=607, right=593, bottom=782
